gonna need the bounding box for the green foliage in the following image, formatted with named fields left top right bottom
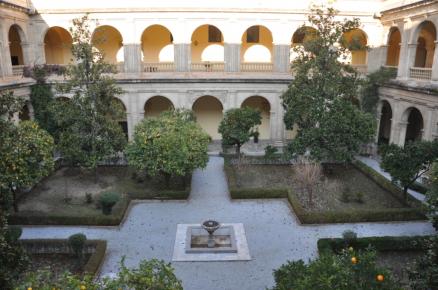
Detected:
left=282, top=7, right=375, bottom=162
left=218, top=107, right=261, bottom=156
left=0, top=215, right=28, bottom=290
left=342, top=230, right=358, bottom=246
left=30, top=83, right=57, bottom=136
left=264, top=145, right=278, bottom=160
left=381, top=140, right=438, bottom=200
left=99, top=192, right=120, bottom=215
left=425, top=163, right=438, bottom=230
left=68, top=233, right=87, bottom=259
left=53, top=15, right=126, bottom=170
left=16, top=258, right=182, bottom=290
left=408, top=236, right=438, bottom=290
left=270, top=248, right=399, bottom=290
left=125, top=110, right=210, bottom=186
left=360, top=67, right=397, bottom=114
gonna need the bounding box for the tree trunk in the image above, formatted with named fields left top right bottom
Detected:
left=11, top=188, right=18, bottom=213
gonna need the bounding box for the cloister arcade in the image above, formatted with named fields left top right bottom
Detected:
left=192, top=96, right=223, bottom=140
left=241, top=96, right=271, bottom=140
left=44, top=27, right=72, bottom=65
left=144, top=96, right=174, bottom=118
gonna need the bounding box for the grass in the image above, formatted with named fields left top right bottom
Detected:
left=225, top=158, right=426, bottom=223
left=10, top=166, right=190, bottom=226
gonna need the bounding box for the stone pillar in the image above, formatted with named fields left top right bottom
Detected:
left=273, top=44, right=290, bottom=73
left=224, top=43, right=240, bottom=72
left=431, top=41, right=438, bottom=81
left=123, top=43, right=142, bottom=73
left=398, top=43, right=417, bottom=79
left=1, top=40, right=13, bottom=77
left=397, top=20, right=413, bottom=80
left=174, top=43, right=190, bottom=72
left=34, top=42, right=46, bottom=65
left=21, top=41, right=32, bottom=66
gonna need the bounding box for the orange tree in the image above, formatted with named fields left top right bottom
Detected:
left=270, top=248, right=399, bottom=290
left=0, top=91, right=54, bottom=213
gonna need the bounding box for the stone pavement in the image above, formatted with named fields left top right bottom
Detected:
left=21, top=157, right=436, bottom=290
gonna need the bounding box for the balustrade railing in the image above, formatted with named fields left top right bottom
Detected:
left=190, top=62, right=224, bottom=72
left=143, top=62, right=175, bottom=72
left=12, top=65, right=24, bottom=76
left=409, top=67, right=432, bottom=80
left=240, top=62, right=273, bottom=72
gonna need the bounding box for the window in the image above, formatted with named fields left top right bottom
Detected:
left=11, top=56, right=19, bottom=66
left=208, top=25, right=222, bottom=43
left=246, top=26, right=259, bottom=43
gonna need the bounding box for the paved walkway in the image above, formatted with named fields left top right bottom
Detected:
left=21, top=157, right=435, bottom=290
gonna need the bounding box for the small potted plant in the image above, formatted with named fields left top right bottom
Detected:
left=99, top=191, right=120, bottom=215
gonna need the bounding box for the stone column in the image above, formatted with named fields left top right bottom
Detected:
left=431, top=41, right=438, bottom=81
left=33, top=42, right=46, bottom=65
left=1, top=40, right=12, bottom=77
left=224, top=43, right=240, bottom=72
left=397, top=19, right=413, bottom=80
left=123, top=43, right=142, bottom=73
left=273, top=44, right=290, bottom=73
left=398, top=43, right=417, bottom=79
left=174, top=43, right=190, bottom=72
left=21, top=41, right=32, bottom=66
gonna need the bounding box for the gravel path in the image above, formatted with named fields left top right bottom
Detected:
left=21, top=156, right=436, bottom=290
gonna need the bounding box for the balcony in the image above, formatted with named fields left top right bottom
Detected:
left=191, top=62, right=224, bottom=72
left=409, top=67, right=432, bottom=80
left=142, top=62, right=175, bottom=72
left=241, top=62, right=273, bottom=72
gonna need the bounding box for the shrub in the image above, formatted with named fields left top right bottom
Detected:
left=270, top=248, right=399, bottom=290
left=68, top=233, right=87, bottom=259
left=408, top=235, right=438, bottom=290
left=99, top=192, right=120, bottom=215
left=5, top=226, right=22, bottom=242
left=264, top=145, right=278, bottom=160
left=85, top=192, right=93, bottom=204
left=355, top=191, right=364, bottom=203
left=294, top=157, right=323, bottom=206
left=342, top=230, right=358, bottom=247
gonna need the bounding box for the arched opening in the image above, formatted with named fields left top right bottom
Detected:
left=144, top=96, right=174, bottom=118
left=404, top=107, right=423, bottom=143
left=191, top=25, right=224, bottom=62
left=9, top=25, right=25, bottom=66
left=414, top=21, right=436, bottom=68
left=241, top=96, right=271, bottom=140
left=386, top=27, right=401, bottom=67
left=92, top=26, right=123, bottom=64
left=192, top=96, right=223, bottom=140
left=241, top=25, right=273, bottom=63
left=341, top=29, right=368, bottom=65
left=378, top=101, right=392, bottom=145
left=141, top=25, right=174, bottom=63
left=291, top=26, right=318, bottom=62
left=112, top=98, right=128, bottom=139
left=19, top=103, right=30, bottom=121
left=44, top=27, right=73, bottom=65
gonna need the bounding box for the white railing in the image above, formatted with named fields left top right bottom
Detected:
left=191, top=62, right=224, bottom=72
left=12, top=65, right=24, bottom=76
left=143, top=62, right=175, bottom=72
left=240, top=62, right=273, bottom=72
left=409, top=67, right=432, bottom=80
left=351, top=64, right=368, bottom=74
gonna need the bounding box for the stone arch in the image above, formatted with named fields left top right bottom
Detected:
left=92, top=25, right=123, bottom=64
left=191, top=24, right=224, bottom=62
left=144, top=96, right=174, bottom=118
left=341, top=28, right=368, bottom=65
left=241, top=96, right=271, bottom=140
left=386, top=27, right=401, bottom=66
left=44, top=26, right=73, bottom=65
left=8, top=24, right=26, bottom=66
left=192, top=95, right=223, bottom=140
left=402, top=107, right=424, bottom=143
left=290, top=26, right=318, bottom=62
left=412, top=21, right=436, bottom=68
left=141, top=25, right=174, bottom=63
left=378, top=100, right=392, bottom=145
left=241, top=25, right=273, bottom=63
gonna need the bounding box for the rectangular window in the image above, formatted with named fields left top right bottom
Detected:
left=246, top=26, right=259, bottom=43
left=208, top=25, right=222, bottom=43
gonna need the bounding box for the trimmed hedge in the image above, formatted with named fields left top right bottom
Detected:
left=287, top=190, right=425, bottom=224
left=230, top=188, right=287, bottom=199
left=317, top=235, right=431, bottom=255
left=20, top=239, right=107, bottom=276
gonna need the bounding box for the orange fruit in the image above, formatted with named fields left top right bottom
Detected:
left=351, top=257, right=357, bottom=264
left=377, top=274, right=384, bottom=282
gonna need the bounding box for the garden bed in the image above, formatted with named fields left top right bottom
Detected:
left=20, top=239, right=107, bottom=276
left=10, top=166, right=190, bottom=226
left=225, top=158, right=426, bottom=224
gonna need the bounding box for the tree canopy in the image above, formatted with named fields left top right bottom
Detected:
left=282, top=7, right=375, bottom=162
left=218, top=107, right=261, bottom=156
left=125, top=110, right=210, bottom=185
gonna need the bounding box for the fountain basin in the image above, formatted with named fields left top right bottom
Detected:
left=185, top=225, right=237, bottom=254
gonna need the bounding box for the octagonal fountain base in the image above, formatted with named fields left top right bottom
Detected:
left=172, top=223, right=251, bottom=261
